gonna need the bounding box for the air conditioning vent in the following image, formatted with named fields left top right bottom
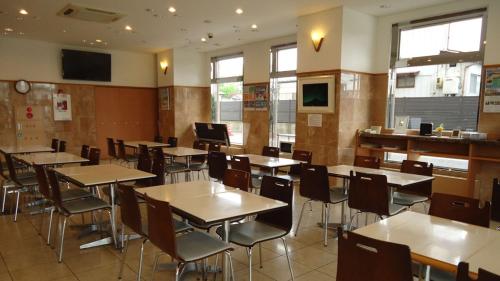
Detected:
left=57, top=4, right=125, bottom=23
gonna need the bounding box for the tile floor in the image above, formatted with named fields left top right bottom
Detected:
left=0, top=177, right=426, bottom=281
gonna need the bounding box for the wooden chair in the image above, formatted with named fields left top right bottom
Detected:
left=116, top=140, right=138, bottom=166
left=51, top=138, right=59, bottom=152
left=393, top=160, right=433, bottom=210
left=429, top=193, right=490, bottom=227
left=262, top=146, right=279, bottom=158
left=80, top=145, right=90, bottom=159
left=280, top=150, right=312, bottom=182
left=230, top=156, right=259, bottom=192
left=106, top=138, right=119, bottom=162
left=457, top=262, right=500, bottom=281
left=167, top=137, right=178, bottom=147
left=337, top=227, right=414, bottom=281
left=189, top=141, right=208, bottom=179
left=208, top=142, right=221, bottom=152
left=207, top=151, right=228, bottom=181
left=222, top=169, right=250, bottom=192
left=154, top=135, right=164, bottom=143
left=354, top=155, right=380, bottom=169
left=151, top=156, right=166, bottom=186
left=88, top=148, right=101, bottom=166
left=58, top=140, right=66, bottom=152
left=492, top=178, right=500, bottom=224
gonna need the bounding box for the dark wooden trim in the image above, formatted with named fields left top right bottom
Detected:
left=296, top=69, right=340, bottom=77
left=0, top=79, right=157, bottom=90
left=484, top=64, right=500, bottom=68
left=409, top=8, right=487, bottom=25
left=243, top=82, right=269, bottom=86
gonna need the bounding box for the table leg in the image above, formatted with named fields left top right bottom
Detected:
left=223, top=220, right=230, bottom=281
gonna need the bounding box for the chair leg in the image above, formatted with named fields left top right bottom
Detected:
left=227, top=252, right=235, bottom=281
left=137, top=239, right=147, bottom=281
left=38, top=202, right=46, bottom=235
left=151, top=252, right=161, bottom=281
left=108, top=210, right=117, bottom=246
left=47, top=207, right=54, bottom=245
left=175, top=263, right=185, bottom=281
left=120, top=223, right=126, bottom=250
left=294, top=200, right=309, bottom=236
left=323, top=204, right=329, bottom=247
left=281, top=238, right=294, bottom=280
left=348, top=211, right=360, bottom=231
left=118, top=233, right=130, bottom=280
left=58, top=216, right=68, bottom=263
left=1, top=186, right=8, bottom=213
left=14, top=191, right=20, bottom=222
left=247, top=247, right=253, bottom=281
left=258, top=243, right=263, bottom=268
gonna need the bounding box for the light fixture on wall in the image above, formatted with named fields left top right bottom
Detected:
left=160, top=60, right=168, bottom=75
left=311, top=31, right=324, bottom=52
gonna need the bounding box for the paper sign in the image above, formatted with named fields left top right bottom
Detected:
left=53, top=93, right=72, bottom=121
left=307, top=114, right=322, bottom=127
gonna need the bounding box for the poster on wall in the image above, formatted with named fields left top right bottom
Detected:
left=254, top=85, right=268, bottom=111
left=159, top=87, right=171, bottom=110
left=243, top=85, right=255, bottom=111
left=53, top=91, right=72, bottom=121
left=483, top=67, right=500, bottom=113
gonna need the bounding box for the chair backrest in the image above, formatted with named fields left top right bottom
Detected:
left=192, top=140, right=207, bottom=163
left=207, top=151, right=228, bottom=181
left=256, top=176, right=293, bottom=232
left=354, top=155, right=380, bottom=169
left=145, top=194, right=178, bottom=260
left=289, top=150, right=312, bottom=176
left=138, top=144, right=149, bottom=157
left=223, top=169, right=250, bottom=192
left=208, top=142, right=221, bottom=152
left=136, top=154, right=153, bottom=186
left=46, top=169, right=63, bottom=206
left=151, top=157, right=165, bottom=186
left=262, top=146, right=280, bottom=158
left=4, top=153, right=19, bottom=182
left=58, top=140, right=66, bottom=152
left=348, top=171, right=390, bottom=216
left=117, top=183, right=144, bottom=235
left=88, top=148, right=101, bottom=166
left=400, top=160, right=433, bottom=197
left=80, top=145, right=90, bottom=159
left=299, top=164, right=331, bottom=202
left=106, top=138, right=117, bottom=158
left=167, top=137, right=178, bottom=148
left=337, top=228, right=414, bottom=281
left=51, top=138, right=59, bottom=151
left=116, top=139, right=127, bottom=159
left=153, top=147, right=165, bottom=163
left=230, top=156, right=251, bottom=174
left=429, top=193, right=491, bottom=227
left=457, top=262, right=500, bottom=281
left=33, top=164, right=51, bottom=199
left=491, top=178, right=500, bottom=222
left=154, top=135, right=164, bottom=143
left=0, top=158, right=6, bottom=180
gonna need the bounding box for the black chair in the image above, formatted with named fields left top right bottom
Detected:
left=354, top=155, right=380, bottom=169
left=80, top=145, right=90, bottom=159
left=230, top=156, right=260, bottom=192
left=167, top=137, right=178, bottom=147
left=154, top=135, right=164, bottom=143
left=58, top=140, right=66, bottom=152
left=51, top=138, right=59, bottom=152
left=87, top=148, right=101, bottom=166
left=279, top=149, right=312, bottom=182
left=116, top=139, right=138, bottom=167
left=262, top=146, right=279, bottom=158
left=106, top=137, right=119, bottom=162
left=393, top=160, right=433, bottom=210
left=207, top=151, right=228, bottom=181
left=336, top=227, right=414, bottom=281
left=492, top=178, right=499, bottom=225
left=457, top=262, right=500, bottom=281
left=189, top=141, right=208, bottom=179
left=429, top=193, right=491, bottom=227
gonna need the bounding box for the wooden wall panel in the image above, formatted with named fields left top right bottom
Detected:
left=174, top=86, right=211, bottom=147
left=95, top=86, right=157, bottom=157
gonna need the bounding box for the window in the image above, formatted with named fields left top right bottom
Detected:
left=387, top=10, right=487, bottom=169
left=210, top=54, right=244, bottom=145
left=269, top=44, right=297, bottom=147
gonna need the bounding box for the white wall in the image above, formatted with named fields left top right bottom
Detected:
left=340, top=7, right=376, bottom=73
left=374, top=0, right=500, bottom=73
left=173, top=49, right=207, bottom=87
left=0, top=37, right=156, bottom=87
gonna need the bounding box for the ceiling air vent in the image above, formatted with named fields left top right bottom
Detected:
left=57, top=4, right=125, bottom=23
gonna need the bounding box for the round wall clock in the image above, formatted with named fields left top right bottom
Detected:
left=15, top=80, right=31, bottom=94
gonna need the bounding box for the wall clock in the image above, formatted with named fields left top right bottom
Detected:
left=15, top=80, right=31, bottom=94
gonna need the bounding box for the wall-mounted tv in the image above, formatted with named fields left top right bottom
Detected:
left=302, top=83, right=328, bottom=106
left=61, top=49, right=111, bottom=82
left=298, top=75, right=335, bottom=113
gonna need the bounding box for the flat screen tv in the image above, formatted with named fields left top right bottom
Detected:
left=62, top=49, right=111, bottom=82
left=297, top=75, right=335, bottom=113
left=302, top=83, right=328, bottom=106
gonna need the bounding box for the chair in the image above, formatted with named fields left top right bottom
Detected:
left=151, top=157, right=166, bottom=186
left=280, top=150, right=312, bottom=182
left=230, top=156, right=259, bottom=192
left=393, top=160, right=433, bottom=210
left=51, top=138, right=59, bottom=152
left=80, top=145, right=90, bottom=159
left=491, top=178, right=499, bottom=224
left=138, top=144, right=149, bottom=157
left=222, top=169, right=250, bottom=191
left=336, top=227, right=414, bottom=281
left=189, top=141, right=208, bottom=179
left=135, top=154, right=153, bottom=187
left=429, top=193, right=490, bottom=227
left=154, top=135, right=164, bottom=143
left=207, top=151, right=228, bottom=181
left=145, top=194, right=234, bottom=281
left=46, top=168, right=115, bottom=262
left=208, top=142, right=221, bottom=152
left=116, top=139, right=138, bottom=166
left=262, top=146, right=279, bottom=158
left=348, top=171, right=406, bottom=230
left=216, top=176, right=294, bottom=281
left=457, top=262, right=500, bottom=281
left=87, top=148, right=101, bottom=166
left=295, top=164, right=348, bottom=246
left=167, top=137, right=178, bottom=147
left=58, top=140, right=66, bottom=152
left=116, top=183, right=193, bottom=280
left=106, top=138, right=119, bottom=162
left=354, top=155, right=380, bottom=169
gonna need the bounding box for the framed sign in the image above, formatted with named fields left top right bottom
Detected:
left=298, top=75, right=335, bottom=113
left=53, top=92, right=72, bottom=121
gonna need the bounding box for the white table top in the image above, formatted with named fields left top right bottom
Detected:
left=354, top=211, right=500, bottom=275
left=234, top=154, right=303, bottom=168
left=54, top=164, right=155, bottom=186
left=0, top=145, right=54, bottom=154
left=123, top=141, right=170, bottom=149
left=135, top=180, right=287, bottom=224
left=327, top=165, right=434, bottom=187
left=14, top=152, right=89, bottom=166
left=162, top=147, right=208, bottom=157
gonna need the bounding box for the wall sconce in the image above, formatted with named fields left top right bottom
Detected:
left=311, top=31, right=324, bottom=52
left=160, top=61, right=168, bottom=75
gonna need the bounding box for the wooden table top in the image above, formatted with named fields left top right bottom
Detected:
left=162, top=147, right=208, bottom=157
left=54, top=164, right=155, bottom=186
left=14, top=152, right=89, bottom=166
left=327, top=165, right=434, bottom=187
left=123, top=141, right=170, bottom=149
left=135, top=180, right=287, bottom=224
left=0, top=145, right=54, bottom=154
left=354, top=211, right=500, bottom=275
left=234, top=154, right=303, bottom=168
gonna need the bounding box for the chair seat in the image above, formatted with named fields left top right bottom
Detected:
left=61, top=188, right=92, bottom=202
left=393, top=192, right=428, bottom=206
left=330, top=188, right=348, bottom=204
left=388, top=203, right=406, bottom=216
left=251, top=177, right=262, bottom=189
left=166, top=164, right=189, bottom=173
left=176, top=231, right=233, bottom=263
left=16, top=171, right=36, bottom=179
left=1, top=179, right=17, bottom=189
left=277, top=174, right=300, bottom=182
left=140, top=219, right=193, bottom=236
left=124, top=155, right=138, bottom=162
left=15, top=176, right=38, bottom=187
left=189, top=163, right=207, bottom=171
left=61, top=196, right=110, bottom=215
left=215, top=221, right=287, bottom=247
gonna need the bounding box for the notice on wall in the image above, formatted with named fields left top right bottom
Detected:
left=243, top=84, right=268, bottom=111
left=243, top=85, right=255, bottom=111
left=483, top=67, right=500, bottom=113
left=307, top=113, right=322, bottom=127
left=53, top=92, right=72, bottom=121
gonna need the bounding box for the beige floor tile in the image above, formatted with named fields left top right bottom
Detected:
left=73, top=263, right=137, bottom=281
left=231, top=246, right=281, bottom=266
left=288, top=246, right=337, bottom=269
left=233, top=268, right=275, bottom=281
left=64, top=248, right=120, bottom=273
left=261, top=237, right=307, bottom=255
left=0, top=272, right=12, bottom=281
left=295, top=270, right=336, bottom=281
left=9, top=262, right=74, bottom=281
left=316, top=260, right=338, bottom=278
left=3, top=247, right=59, bottom=272
left=256, top=255, right=312, bottom=281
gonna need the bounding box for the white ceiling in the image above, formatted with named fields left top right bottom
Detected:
left=0, top=0, right=456, bottom=53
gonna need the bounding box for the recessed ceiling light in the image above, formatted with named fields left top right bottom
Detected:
left=201, top=37, right=207, bottom=42
left=168, top=6, right=176, bottom=13
left=18, top=32, right=24, bottom=35
left=4, top=28, right=13, bottom=32
left=235, top=8, right=243, bottom=14
left=125, top=25, right=132, bottom=31
left=16, top=17, right=23, bottom=21
left=96, top=39, right=102, bottom=43
left=19, top=9, right=28, bottom=15
left=90, top=42, right=94, bottom=45
left=82, top=39, right=86, bottom=43
left=379, top=4, right=391, bottom=9
left=251, top=24, right=258, bottom=29
left=62, top=29, right=67, bottom=33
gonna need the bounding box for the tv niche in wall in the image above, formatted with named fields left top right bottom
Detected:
left=297, top=75, right=335, bottom=113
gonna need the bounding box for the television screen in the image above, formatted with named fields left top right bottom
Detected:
left=62, top=49, right=111, bottom=82
left=302, top=83, right=328, bottom=106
